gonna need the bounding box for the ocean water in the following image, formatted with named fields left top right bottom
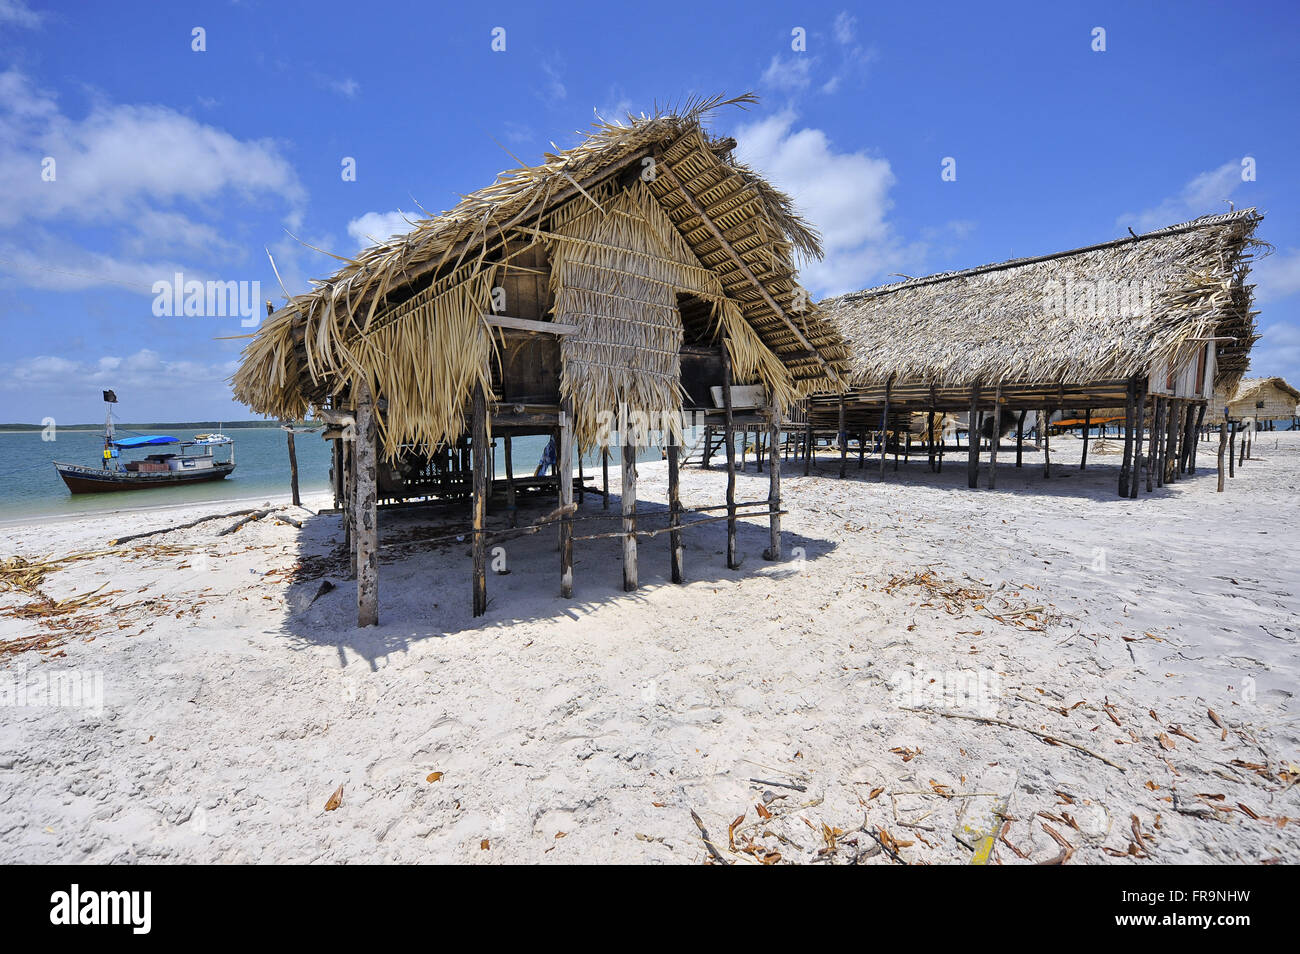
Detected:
left=0, top=425, right=660, bottom=523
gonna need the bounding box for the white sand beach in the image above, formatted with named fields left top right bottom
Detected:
left=1, top=432, right=1297, bottom=864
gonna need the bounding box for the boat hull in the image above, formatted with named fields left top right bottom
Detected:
left=53, top=462, right=235, bottom=494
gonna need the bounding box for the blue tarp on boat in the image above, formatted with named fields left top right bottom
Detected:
left=111, top=435, right=178, bottom=448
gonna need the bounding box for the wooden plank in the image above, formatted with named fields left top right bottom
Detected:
left=622, top=441, right=638, bottom=591
left=355, top=381, right=379, bottom=627
left=668, top=442, right=684, bottom=583
left=484, top=313, right=579, bottom=336
left=471, top=383, right=488, bottom=616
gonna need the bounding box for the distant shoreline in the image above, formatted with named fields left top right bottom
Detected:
left=0, top=421, right=279, bottom=433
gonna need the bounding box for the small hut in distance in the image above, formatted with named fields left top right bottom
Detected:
left=804, top=209, right=1264, bottom=495
left=1213, top=376, right=1300, bottom=427
left=232, top=95, right=848, bottom=627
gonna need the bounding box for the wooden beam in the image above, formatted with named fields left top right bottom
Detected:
left=355, top=381, right=379, bottom=627
left=653, top=159, right=843, bottom=388
left=471, top=383, right=488, bottom=616
left=485, top=314, right=580, bottom=335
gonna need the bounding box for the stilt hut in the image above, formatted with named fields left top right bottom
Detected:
left=1213, top=376, right=1300, bottom=425
left=804, top=209, right=1264, bottom=494
left=232, top=95, right=847, bottom=626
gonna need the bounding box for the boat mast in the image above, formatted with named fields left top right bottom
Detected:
left=102, top=389, right=117, bottom=470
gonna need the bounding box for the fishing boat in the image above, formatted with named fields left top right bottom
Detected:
left=52, top=390, right=236, bottom=494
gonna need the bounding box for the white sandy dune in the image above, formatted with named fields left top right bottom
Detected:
left=1, top=430, right=1297, bottom=864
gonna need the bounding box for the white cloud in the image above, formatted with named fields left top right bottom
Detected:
left=346, top=210, right=418, bottom=250
left=734, top=110, right=923, bottom=296
left=762, top=54, right=815, bottom=92
left=1116, top=160, right=1246, bottom=233
left=833, top=11, right=856, bottom=45
left=1253, top=247, right=1300, bottom=303
left=2, top=349, right=238, bottom=393
left=0, top=0, right=42, bottom=28
left=326, top=77, right=360, bottom=99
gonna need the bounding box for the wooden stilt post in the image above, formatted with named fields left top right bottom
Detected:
left=622, top=440, right=638, bottom=590
left=764, top=409, right=782, bottom=561
left=967, top=386, right=980, bottom=488
left=722, top=337, right=739, bottom=569
left=504, top=436, right=517, bottom=528
left=988, top=387, right=1001, bottom=489
left=577, top=448, right=585, bottom=505
left=668, top=441, right=684, bottom=583
left=1217, top=419, right=1228, bottom=491
left=331, top=437, right=343, bottom=510
left=804, top=420, right=813, bottom=476
left=838, top=395, right=847, bottom=479
left=858, top=430, right=865, bottom=469
left=927, top=409, right=936, bottom=472
left=1131, top=381, right=1148, bottom=499
left=1016, top=409, right=1027, bottom=468
left=1120, top=379, right=1136, bottom=496
left=558, top=397, right=574, bottom=599
left=602, top=446, right=610, bottom=509
left=470, top=383, right=488, bottom=617
left=880, top=378, right=892, bottom=482
left=1190, top=403, right=1206, bottom=474
left=344, top=436, right=355, bottom=576
left=1228, top=421, right=1237, bottom=477
left=1154, top=398, right=1166, bottom=489
left=1080, top=409, right=1091, bottom=470
left=355, top=381, right=379, bottom=627
left=1042, top=408, right=1052, bottom=479
left=1164, top=399, right=1179, bottom=484
left=284, top=422, right=301, bottom=507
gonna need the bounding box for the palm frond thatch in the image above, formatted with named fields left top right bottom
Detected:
left=820, top=209, right=1264, bottom=394
left=231, top=97, right=849, bottom=456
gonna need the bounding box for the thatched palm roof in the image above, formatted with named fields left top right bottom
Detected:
left=1215, top=375, right=1300, bottom=406
left=819, top=209, right=1264, bottom=394
left=232, top=95, right=848, bottom=453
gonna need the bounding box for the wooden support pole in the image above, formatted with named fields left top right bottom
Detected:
left=803, top=420, right=813, bottom=476
left=858, top=430, right=865, bottom=469
left=1154, top=398, right=1167, bottom=489
left=331, top=437, right=343, bottom=510
left=764, top=411, right=782, bottom=561
left=344, top=436, right=355, bottom=576
left=1130, top=380, right=1147, bottom=499
left=722, top=338, right=739, bottom=569
left=1164, top=399, right=1179, bottom=485
left=1016, top=409, right=1027, bottom=469
left=602, top=446, right=610, bottom=509
left=1080, top=409, right=1091, bottom=470
left=558, top=398, right=574, bottom=599
left=1042, top=408, right=1052, bottom=479
left=668, top=442, right=684, bottom=583
left=355, top=381, right=379, bottom=627
left=1217, top=419, right=1228, bottom=491
left=880, top=379, right=892, bottom=482
left=988, top=387, right=1001, bottom=489
left=1190, top=403, right=1206, bottom=474
left=284, top=424, right=301, bottom=508
left=1120, top=379, right=1136, bottom=495
left=471, top=382, right=488, bottom=617
left=504, top=436, right=517, bottom=528
left=838, top=396, right=847, bottom=479
left=927, top=410, right=936, bottom=472
left=622, top=441, right=638, bottom=591
left=1228, top=421, right=1237, bottom=477
left=967, top=386, right=980, bottom=488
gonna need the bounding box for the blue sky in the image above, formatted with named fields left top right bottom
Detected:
left=2, top=0, right=1298, bottom=423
